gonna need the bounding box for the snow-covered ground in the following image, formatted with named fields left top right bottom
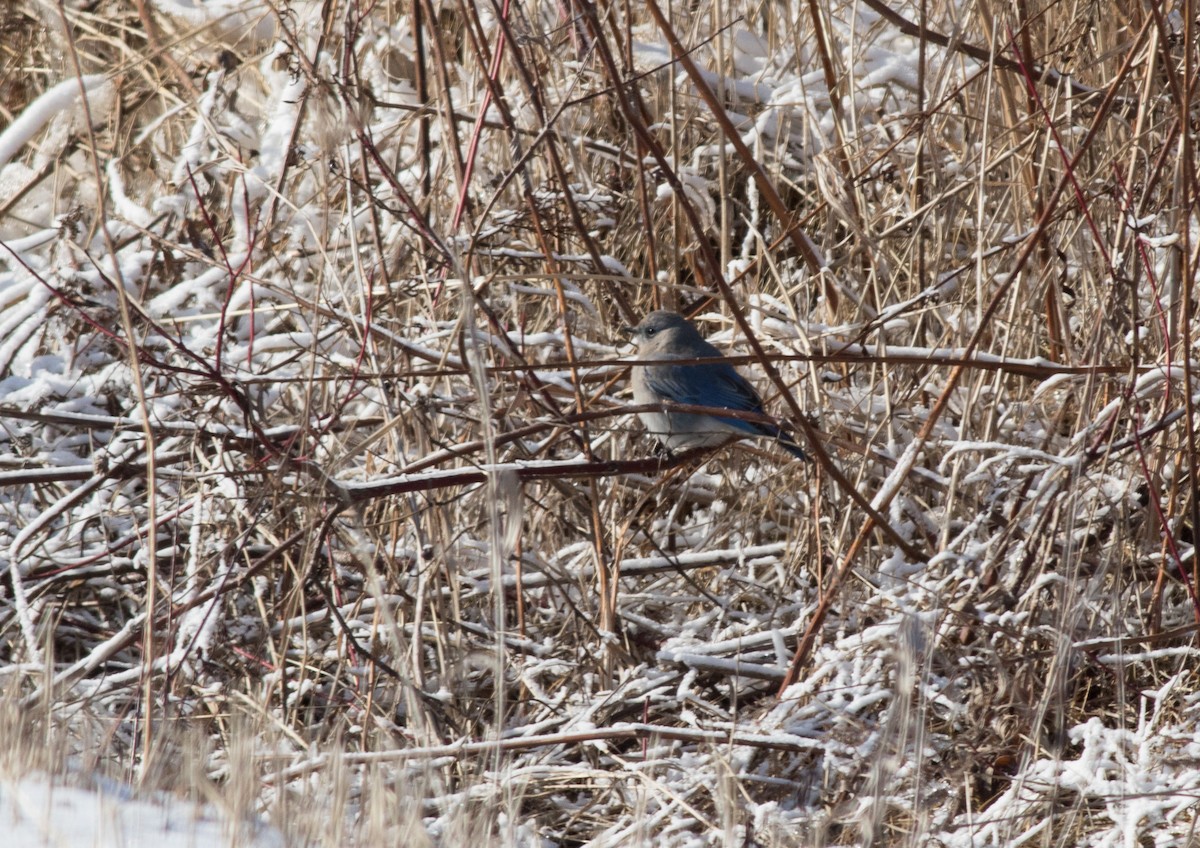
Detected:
left=1, top=775, right=283, bottom=848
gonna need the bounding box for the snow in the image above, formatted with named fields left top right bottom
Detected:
left=0, top=775, right=285, bottom=848
left=0, top=75, right=112, bottom=171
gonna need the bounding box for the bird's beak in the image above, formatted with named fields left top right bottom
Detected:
left=619, top=325, right=637, bottom=345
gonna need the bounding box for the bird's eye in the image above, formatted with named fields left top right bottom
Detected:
left=645, top=328, right=656, bottom=337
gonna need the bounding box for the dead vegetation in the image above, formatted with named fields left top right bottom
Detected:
left=2, top=0, right=1200, bottom=844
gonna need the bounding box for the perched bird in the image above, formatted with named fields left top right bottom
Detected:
left=625, top=310, right=807, bottom=460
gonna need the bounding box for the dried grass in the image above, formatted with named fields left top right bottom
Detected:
left=2, top=0, right=1200, bottom=844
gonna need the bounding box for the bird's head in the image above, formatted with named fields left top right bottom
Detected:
left=623, top=310, right=703, bottom=354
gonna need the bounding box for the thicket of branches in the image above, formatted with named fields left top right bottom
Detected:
left=2, top=0, right=1199, bottom=844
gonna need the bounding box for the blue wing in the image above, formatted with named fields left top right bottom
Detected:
left=643, top=360, right=809, bottom=460
left=642, top=361, right=769, bottom=434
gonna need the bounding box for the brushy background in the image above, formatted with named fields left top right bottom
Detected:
left=2, top=0, right=1200, bottom=845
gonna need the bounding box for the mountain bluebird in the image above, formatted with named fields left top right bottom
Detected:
left=626, top=310, right=807, bottom=460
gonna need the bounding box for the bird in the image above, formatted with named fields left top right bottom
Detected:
left=625, top=310, right=808, bottom=460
